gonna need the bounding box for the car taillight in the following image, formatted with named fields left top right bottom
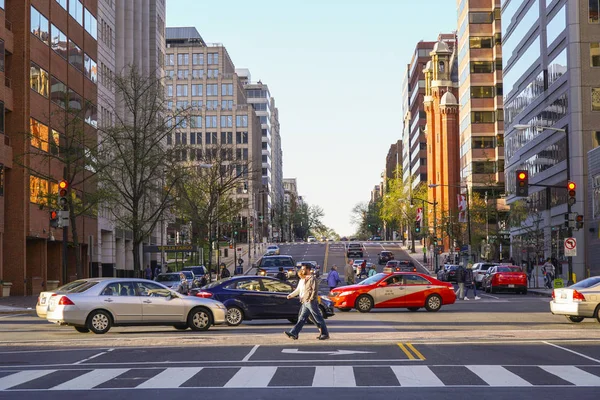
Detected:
left=58, top=296, right=74, bottom=306
left=195, top=291, right=213, bottom=298
left=552, top=290, right=555, bottom=299
left=37, top=296, right=40, bottom=305
left=572, top=290, right=585, bottom=302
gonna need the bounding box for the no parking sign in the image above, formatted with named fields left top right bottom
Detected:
left=564, top=237, right=577, bottom=257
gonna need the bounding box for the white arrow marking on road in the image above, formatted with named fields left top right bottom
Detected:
left=282, top=349, right=375, bottom=356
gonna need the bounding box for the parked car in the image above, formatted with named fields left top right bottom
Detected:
left=384, top=260, right=416, bottom=273
left=265, top=245, right=280, bottom=256
left=378, top=251, right=394, bottom=265
left=347, top=243, right=363, bottom=258
left=438, top=265, right=460, bottom=282
left=37, top=279, right=94, bottom=319
left=190, top=276, right=334, bottom=326
left=155, top=272, right=195, bottom=293
left=482, top=265, right=528, bottom=294
left=550, top=276, right=600, bottom=323
left=329, top=272, right=456, bottom=313
left=44, top=278, right=227, bottom=333
left=471, top=263, right=498, bottom=288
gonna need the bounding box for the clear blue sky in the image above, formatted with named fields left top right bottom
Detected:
left=166, top=0, right=457, bottom=236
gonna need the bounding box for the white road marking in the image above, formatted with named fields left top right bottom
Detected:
left=313, top=366, right=356, bottom=387
left=391, top=366, right=444, bottom=386
left=73, top=351, right=107, bottom=365
left=224, top=366, right=277, bottom=387
left=0, top=370, right=56, bottom=390
left=542, top=366, right=600, bottom=386
left=242, top=345, right=260, bottom=362
left=137, top=367, right=202, bottom=388
left=0, top=314, right=30, bottom=319
left=50, top=368, right=129, bottom=390
left=543, top=341, right=600, bottom=363
left=479, top=293, right=501, bottom=300
left=467, top=365, right=531, bottom=386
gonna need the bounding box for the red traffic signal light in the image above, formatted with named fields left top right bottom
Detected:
left=567, top=181, right=576, bottom=191
left=516, top=170, right=529, bottom=197
left=58, top=179, right=69, bottom=207
left=50, top=210, right=59, bottom=228
left=567, top=181, right=576, bottom=206
left=518, top=172, right=527, bottom=180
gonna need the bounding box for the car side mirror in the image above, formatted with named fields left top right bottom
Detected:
left=379, top=281, right=388, bottom=287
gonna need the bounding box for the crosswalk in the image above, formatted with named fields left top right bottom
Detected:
left=1, top=365, right=600, bottom=390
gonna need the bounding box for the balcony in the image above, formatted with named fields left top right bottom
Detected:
left=3, top=19, right=13, bottom=54
left=3, top=76, right=13, bottom=111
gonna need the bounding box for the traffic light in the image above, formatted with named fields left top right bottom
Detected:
left=567, top=181, right=576, bottom=206
left=576, top=214, right=584, bottom=230
left=516, top=170, right=528, bottom=197
left=50, top=210, right=59, bottom=228
left=415, top=221, right=421, bottom=233
left=58, top=180, right=69, bottom=207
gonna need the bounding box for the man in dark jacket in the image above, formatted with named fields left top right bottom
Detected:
left=455, top=265, right=466, bottom=300
left=276, top=267, right=287, bottom=281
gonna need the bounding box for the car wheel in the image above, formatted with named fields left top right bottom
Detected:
left=484, top=285, right=490, bottom=293
left=425, top=294, right=442, bottom=312
left=355, top=295, right=373, bottom=313
left=490, top=285, right=497, bottom=294
left=595, top=305, right=600, bottom=323
left=408, top=307, right=420, bottom=312
left=187, top=307, right=212, bottom=331
left=87, top=310, right=112, bottom=334
left=226, top=306, right=244, bottom=326
left=173, top=324, right=188, bottom=330
left=567, top=316, right=584, bottom=323
left=521, top=288, right=528, bottom=295
left=74, top=326, right=90, bottom=333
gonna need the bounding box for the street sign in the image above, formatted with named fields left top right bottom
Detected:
left=564, top=237, right=577, bottom=257
left=553, top=278, right=564, bottom=288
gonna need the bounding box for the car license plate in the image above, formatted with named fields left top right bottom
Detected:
left=41, top=297, right=47, bottom=305
left=561, top=293, right=567, bottom=299
left=508, top=284, right=515, bottom=288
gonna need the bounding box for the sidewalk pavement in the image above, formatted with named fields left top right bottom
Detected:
left=0, top=295, right=37, bottom=314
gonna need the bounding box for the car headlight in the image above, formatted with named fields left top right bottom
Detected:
left=339, top=291, right=355, bottom=297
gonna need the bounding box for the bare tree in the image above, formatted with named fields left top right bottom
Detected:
left=98, top=66, right=186, bottom=277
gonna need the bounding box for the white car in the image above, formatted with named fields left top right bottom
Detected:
left=45, top=278, right=227, bottom=334
left=550, top=276, right=600, bottom=323
left=471, top=263, right=498, bottom=288
left=352, top=259, right=365, bottom=274
left=265, top=245, right=280, bottom=255
left=37, top=279, right=94, bottom=318
left=307, top=236, right=317, bottom=242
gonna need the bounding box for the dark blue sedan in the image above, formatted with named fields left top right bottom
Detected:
left=190, top=276, right=335, bottom=326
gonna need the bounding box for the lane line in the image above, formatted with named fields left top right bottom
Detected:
left=0, top=370, right=56, bottom=390
left=242, top=345, right=260, bottom=362
left=224, top=366, right=277, bottom=387
left=137, top=367, right=203, bottom=388
left=543, top=341, right=600, bottom=363
left=467, top=365, right=531, bottom=386
left=73, top=351, right=107, bottom=365
left=391, top=366, right=444, bottom=387
left=406, top=343, right=426, bottom=360
left=50, top=368, right=130, bottom=390
left=0, top=314, right=31, bottom=319
left=397, top=343, right=415, bottom=360
left=542, top=366, right=600, bottom=386
left=313, top=366, right=356, bottom=387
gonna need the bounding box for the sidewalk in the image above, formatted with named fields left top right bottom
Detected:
left=0, top=295, right=37, bottom=315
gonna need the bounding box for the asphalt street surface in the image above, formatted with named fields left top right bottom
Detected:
left=1, top=242, right=599, bottom=399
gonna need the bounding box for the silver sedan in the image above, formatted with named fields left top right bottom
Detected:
left=550, top=276, right=600, bottom=323
left=45, top=278, right=227, bottom=334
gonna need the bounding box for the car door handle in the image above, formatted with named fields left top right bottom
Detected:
left=143, top=300, right=152, bottom=304
left=104, top=299, right=113, bottom=303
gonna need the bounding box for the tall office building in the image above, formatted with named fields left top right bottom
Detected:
left=1, top=0, right=99, bottom=295
left=165, top=27, right=262, bottom=244
left=283, top=178, right=298, bottom=242
left=502, top=0, right=597, bottom=280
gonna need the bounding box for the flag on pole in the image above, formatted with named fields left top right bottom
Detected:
left=457, top=194, right=467, bottom=223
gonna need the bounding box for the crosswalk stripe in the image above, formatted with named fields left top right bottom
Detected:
left=224, top=366, right=277, bottom=388
left=541, top=366, right=600, bottom=386
left=0, top=370, right=56, bottom=390
left=49, top=369, right=130, bottom=390
left=467, top=366, right=532, bottom=387
left=391, top=366, right=444, bottom=387
left=137, top=367, right=203, bottom=389
left=313, top=366, right=355, bottom=387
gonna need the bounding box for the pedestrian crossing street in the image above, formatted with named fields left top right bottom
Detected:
left=1, top=364, right=600, bottom=390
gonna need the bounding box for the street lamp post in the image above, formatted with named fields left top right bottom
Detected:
left=410, top=197, right=438, bottom=272
left=513, top=124, right=572, bottom=284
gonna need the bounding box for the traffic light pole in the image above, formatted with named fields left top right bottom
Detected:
left=565, top=127, right=573, bottom=285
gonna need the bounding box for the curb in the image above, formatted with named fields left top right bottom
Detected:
left=528, top=289, right=552, bottom=298
left=0, top=309, right=36, bottom=316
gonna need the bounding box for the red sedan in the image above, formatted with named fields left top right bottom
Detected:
left=482, top=265, right=528, bottom=294
left=329, top=272, right=456, bottom=313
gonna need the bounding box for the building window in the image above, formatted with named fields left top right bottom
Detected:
left=31, top=6, right=50, bottom=45
left=177, top=54, right=189, bottom=65
left=208, top=53, right=219, bottom=65
left=51, top=25, right=68, bottom=59
left=30, top=176, right=49, bottom=204
left=236, top=131, right=248, bottom=144
left=0, top=164, right=4, bottom=196
left=470, top=61, right=493, bottom=73
left=30, top=62, right=50, bottom=98
left=469, top=37, right=493, bottom=49
left=176, top=84, right=188, bottom=96
left=221, top=83, right=233, bottom=96
left=84, top=53, right=97, bottom=83
left=84, top=101, right=97, bottom=127
left=69, top=40, right=84, bottom=72
left=471, top=111, right=495, bottom=123
left=191, top=100, right=203, bottom=108
left=207, top=84, right=218, bottom=96
left=30, top=118, right=58, bottom=152
left=494, top=7, right=501, bottom=20
left=222, top=100, right=233, bottom=110
left=0, top=40, right=4, bottom=72
left=166, top=54, right=174, bottom=66
left=496, top=108, right=504, bottom=121
left=56, top=0, right=67, bottom=9
left=494, top=33, right=502, bottom=45
left=471, top=136, right=495, bottom=149
left=470, top=86, right=495, bottom=98
left=205, top=132, right=216, bottom=144
left=472, top=161, right=496, bottom=174
left=69, top=0, right=83, bottom=25
left=84, top=8, right=97, bottom=39
left=190, top=116, right=202, bottom=128
left=591, top=0, right=599, bottom=23
left=221, top=132, right=232, bottom=144
left=592, top=43, right=600, bottom=66
left=191, top=84, right=203, bottom=96
left=68, top=88, right=83, bottom=111
left=220, top=115, right=233, bottom=128
left=192, top=69, right=204, bottom=79
left=50, top=76, right=67, bottom=108
left=177, top=69, right=188, bottom=79
left=469, top=12, right=493, bottom=24
left=0, top=101, right=4, bottom=133
left=592, top=88, right=600, bottom=111
left=206, top=116, right=217, bottom=128
left=236, top=115, right=248, bottom=127
left=208, top=69, right=219, bottom=78
left=495, top=58, right=503, bottom=71
left=206, top=100, right=218, bottom=110
left=192, top=53, right=204, bottom=65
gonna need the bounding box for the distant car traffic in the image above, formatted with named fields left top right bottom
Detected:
left=378, top=251, right=394, bottom=265
left=307, top=236, right=317, bottom=242
left=247, top=255, right=297, bottom=280
left=265, top=245, right=280, bottom=255
left=296, top=261, right=321, bottom=276
left=191, top=276, right=334, bottom=326
left=44, top=278, right=227, bottom=333
left=471, top=263, right=498, bottom=288
left=329, top=272, right=455, bottom=313
left=550, top=276, right=600, bottom=323
left=383, top=260, right=416, bottom=273
left=437, top=265, right=460, bottom=282
left=482, top=265, right=527, bottom=294
left=347, top=243, right=363, bottom=258
left=182, top=266, right=208, bottom=286
left=352, top=259, right=366, bottom=274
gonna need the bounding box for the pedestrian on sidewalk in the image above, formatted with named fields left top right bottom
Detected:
left=219, top=263, right=231, bottom=280
left=144, top=265, right=152, bottom=280
left=455, top=264, right=466, bottom=299
left=463, top=264, right=481, bottom=300
left=285, top=264, right=329, bottom=340
left=345, top=260, right=355, bottom=285
left=327, top=265, right=342, bottom=291
left=542, top=258, right=555, bottom=289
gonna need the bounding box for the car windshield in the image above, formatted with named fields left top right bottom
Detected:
left=570, top=277, right=600, bottom=289
left=260, top=257, right=294, bottom=267
left=497, top=266, right=521, bottom=272
left=182, top=271, right=193, bottom=279
left=156, top=274, right=180, bottom=282
left=183, top=267, right=206, bottom=275
left=268, top=246, right=277, bottom=250
left=358, top=273, right=386, bottom=285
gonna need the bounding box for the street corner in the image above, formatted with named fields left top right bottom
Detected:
left=247, top=343, right=426, bottom=363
